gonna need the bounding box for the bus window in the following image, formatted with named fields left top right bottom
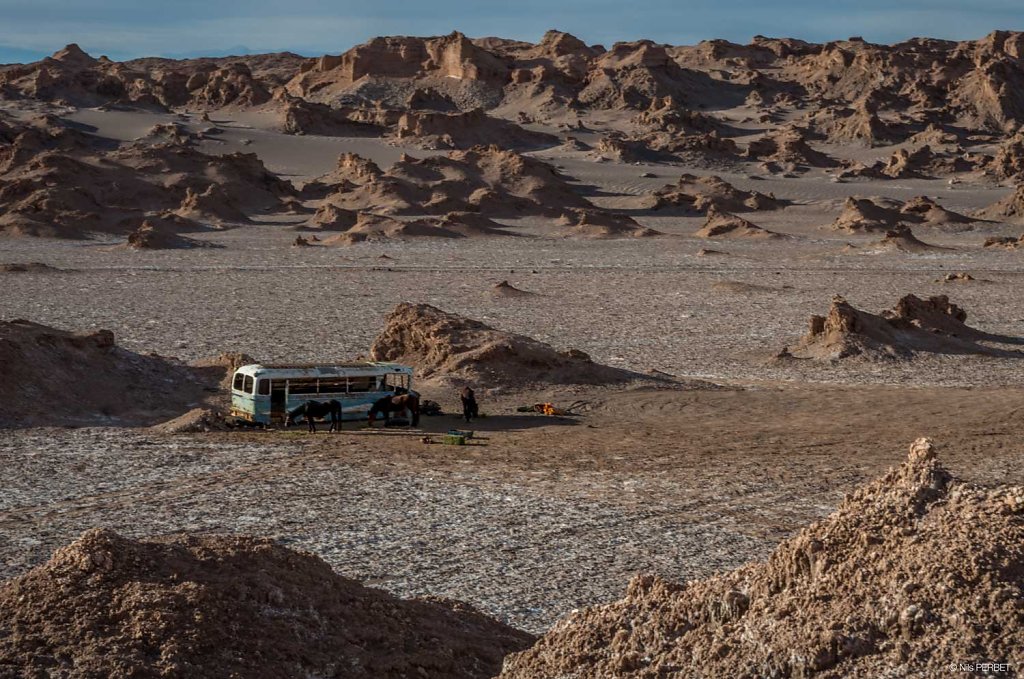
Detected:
left=288, top=378, right=318, bottom=395
left=257, top=379, right=270, bottom=396
left=233, top=372, right=245, bottom=392
left=348, top=376, right=374, bottom=392
left=243, top=375, right=254, bottom=394
left=318, top=378, right=347, bottom=394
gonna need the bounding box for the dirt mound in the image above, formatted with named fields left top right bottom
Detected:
left=650, top=173, right=785, bottom=213
left=489, top=280, right=536, bottom=298
left=276, top=95, right=387, bottom=137
left=0, top=529, right=533, bottom=678
left=0, top=126, right=295, bottom=238
left=433, top=211, right=517, bottom=237
left=150, top=407, right=233, bottom=433
left=394, top=108, right=557, bottom=150
left=785, top=294, right=1020, bottom=360
left=899, top=195, right=977, bottom=227
left=558, top=208, right=660, bottom=238
left=695, top=206, right=780, bottom=238
left=303, top=202, right=359, bottom=231
left=369, top=303, right=647, bottom=388
left=122, top=219, right=210, bottom=250
left=745, top=127, right=840, bottom=172
left=805, top=98, right=897, bottom=146
left=322, top=213, right=461, bottom=245
left=320, top=145, right=591, bottom=219
left=175, top=184, right=251, bottom=225
left=879, top=145, right=977, bottom=178
left=328, top=152, right=384, bottom=184
left=873, top=226, right=948, bottom=253
left=940, top=272, right=976, bottom=283
left=977, top=185, right=1024, bottom=223
left=321, top=211, right=513, bottom=245
left=984, top=234, right=1024, bottom=249
left=829, top=197, right=905, bottom=233
left=0, top=320, right=209, bottom=427
left=499, top=438, right=1024, bottom=678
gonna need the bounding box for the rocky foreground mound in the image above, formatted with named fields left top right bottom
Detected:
left=499, top=439, right=1024, bottom=678
left=0, top=320, right=210, bottom=427
left=369, top=303, right=646, bottom=388
left=0, top=530, right=532, bottom=678
left=783, top=294, right=1021, bottom=361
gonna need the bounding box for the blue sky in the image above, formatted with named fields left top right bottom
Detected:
left=0, top=0, right=1022, bottom=63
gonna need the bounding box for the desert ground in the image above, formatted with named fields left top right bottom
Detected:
left=2, top=32, right=1024, bottom=677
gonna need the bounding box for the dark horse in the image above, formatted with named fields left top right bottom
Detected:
left=286, top=400, right=342, bottom=432
left=368, top=393, right=420, bottom=427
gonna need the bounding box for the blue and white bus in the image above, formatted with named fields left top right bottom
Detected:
left=229, top=362, right=414, bottom=426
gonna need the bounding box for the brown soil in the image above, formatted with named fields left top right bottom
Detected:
left=498, top=439, right=1024, bottom=678
left=0, top=529, right=533, bottom=679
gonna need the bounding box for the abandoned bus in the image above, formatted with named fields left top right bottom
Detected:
left=229, top=362, right=414, bottom=426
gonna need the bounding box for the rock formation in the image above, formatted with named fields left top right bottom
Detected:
left=828, top=197, right=906, bottom=233
left=649, top=174, right=785, bottom=213
left=977, top=185, right=1024, bottom=222
left=695, top=206, right=780, bottom=238
left=499, top=439, right=1024, bottom=678
left=558, top=208, right=660, bottom=238
left=369, top=303, right=650, bottom=387
left=0, top=529, right=533, bottom=678
left=786, top=294, right=1019, bottom=360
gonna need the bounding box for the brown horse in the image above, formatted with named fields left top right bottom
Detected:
left=368, top=393, right=420, bottom=427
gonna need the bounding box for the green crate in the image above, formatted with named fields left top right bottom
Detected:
left=443, top=434, right=466, bottom=445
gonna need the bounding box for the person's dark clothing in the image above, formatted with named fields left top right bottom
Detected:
left=460, top=387, right=479, bottom=423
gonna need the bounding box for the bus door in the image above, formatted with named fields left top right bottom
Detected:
left=269, top=379, right=287, bottom=424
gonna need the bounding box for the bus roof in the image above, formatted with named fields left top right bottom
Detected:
left=234, top=362, right=413, bottom=377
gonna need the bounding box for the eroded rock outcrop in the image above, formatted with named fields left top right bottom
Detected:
left=695, top=206, right=780, bottom=238
left=500, top=439, right=1024, bottom=678
left=0, top=529, right=533, bottom=678
left=369, top=303, right=651, bottom=387
left=650, top=173, right=785, bottom=213
left=786, top=294, right=1019, bottom=360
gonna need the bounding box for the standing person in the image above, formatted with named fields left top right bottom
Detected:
left=460, top=386, right=479, bottom=424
